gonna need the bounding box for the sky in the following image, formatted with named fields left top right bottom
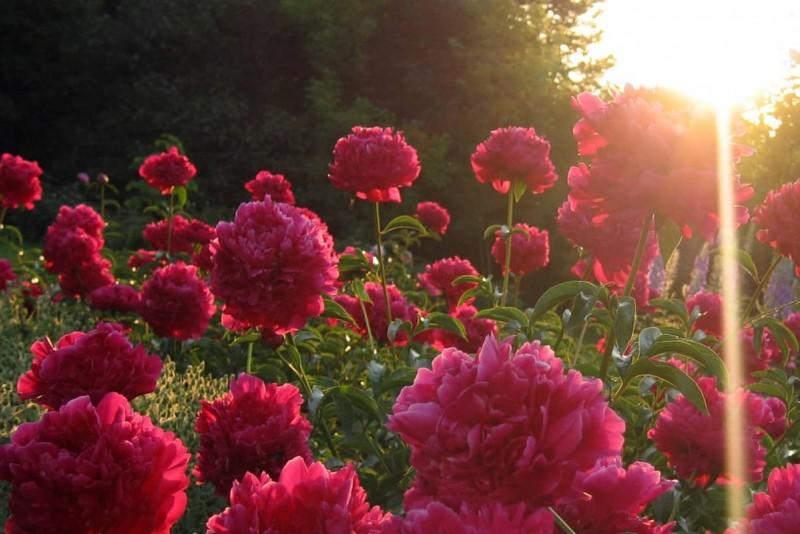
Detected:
left=590, top=0, right=800, bottom=105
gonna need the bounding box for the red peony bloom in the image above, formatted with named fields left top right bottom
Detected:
left=741, top=327, right=783, bottom=378
left=211, top=199, right=338, bottom=334
left=556, top=459, right=675, bottom=534
left=328, top=126, right=421, bottom=203
left=648, top=377, right=778, bottom=486
left=17, top=323, right=161, bottom=410
left=138, top=146, right=197, bottom=194
left=0, top=153, right=43, bottom=210
left=43, top=204, right=106, bottom=273
left=389, top=336, right=625, bottom=510
left=382, top=501, right=554, bottom=533
left=414, top=304, right=496, bottom=353
left=686, top=290, right=723, bottom=337
left=415, top=201, right=450, bottom=235
left=754, top=180, right=800, bottom=275
left=741, top=463, right=800, bottom=533
left=143, top=214, right=216, bottom=255
left=0, top=259, right=16, bottom=291
left=491, top=223, right=550, bottom=276
left=417, top=256, right=479, bottom=311
left=140, top=262, right=215, bottom=339
left=88, top=283, right=142, bottom=313
left=195, top=374, right=313, bottom=496
left=335, top=282, right=419, bottom=344
left=206, top=456, right=391, bottom=533
left=128, top=248, right=160, bottom=269
left=57, top=256, right=115, bottom=297
left=470, top=127, right=558, bottom=195
left=245, top=170, right=296, bottom=204
left=0, top=393, right=190, bottom=533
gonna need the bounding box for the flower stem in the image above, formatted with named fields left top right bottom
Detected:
left=246, top=340, right=254, bottom=374
left=741, top=254, right=781, bottom=326
left=548, top=507, right=577, bottom=534
left=166, top=189, right=176, bottom=256
left=358, top=297, right=376, bottom=351
left=500, top=191, right=515, bottom=306
left=373, top=202, right=393, bottom=326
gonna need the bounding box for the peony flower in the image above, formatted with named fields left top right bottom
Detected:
left=415, top=201, right=450, bottom=235
left=414, top=304, right=496, bottom=353
left=470, top=127, right=557, bottom=195
left=491, top=223, right=550, bottom=276
left=556, top=459, right=675, bottom=534
left=754, top=180, right=800, bottom=275
left=140, top=262, right=215, bottom=339
left=740, top=463, right=800, bottom=533
left=417, top=256, right=479, bottom=311
left=0, top=153, right=43, bottom=210
left=195, top=374, right=313, bottom=496
left=335, top=282, right=419, bottom=344
left=382, top=501, right=554, bottom=533
left=143, top=214, right=215, bottom=255
left=0, top=393, right=190, bottom=533
left=740, top=327, right=784, bottom=379
left=0, top=258, right=17, bottom=291
left=328, top=126, right=421, bottom=202
left=58, top=257, right=116, bottom=297
left=211, top=199, right=338, bottom=334
left=206, top=456, right=391, bottom=533
left=245, top=170, right=296, bottom=204
left=88, top=283, right=142, bottom=313
left=128, top=248, right=160, bottom=269
left=686, top=290, right=723, bottom=337
left=648, top=376, right=774, bottom=486
left=17, top=323, right=161, bottom=409
left=43, top=204, right=106, bottom=273
left=388, top=336, right=625, bottom=509
left=138, top=146, right=197, bottom=194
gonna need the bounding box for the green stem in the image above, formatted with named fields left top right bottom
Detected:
left=548, top=507, right=577, bottom=534
left=373, top=202, right=393, bottom=326
left=246, top=341, right=254, bottom=374
left=500, top=191, right=515, bottom=306
left=741, top=254, right=781, bottom=325
left=166, top=190, right=176, bottom=256
left=358, top=297, right=376, bottom=351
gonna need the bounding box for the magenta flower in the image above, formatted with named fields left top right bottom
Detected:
left=741, top=463, right=800, bottom=533
left=754, top=180, right=800, bottom=275
left=415, top=201, right=450, bottom=235
left=88, top=284, right=142, bottom=313
left=335, top=282, right=419, bottom=344
left=138, top=146, right=197, bottom=194
left=245, top=170, right=296, bottom=204
left=491, top=223, right=549, bottom=276
left=686, top=290, right=723, bottom=337
left=417, top=256, right=479, bottom=311
left=382, top=501, right=554, bottom=533
left=0, top=153, right=43, bottom=210
left=140, top=262, right=215, bottom=340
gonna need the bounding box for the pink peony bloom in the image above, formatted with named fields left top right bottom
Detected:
left=648, top=376, right=776, bottom=486
left=57, top=257, right=116, bottom=297
left=245, top=170, right=296, bottom=204
left=740, top=327, right=784, bottom=378
left=556, top=459, right=675, bottom=534
left=415, top=201, right=450, bottom=235
left=417, top=256, right=479, bottom=311
left=686, top=290, right=723, bottom=337
left=0, top=393, right=190, bottom=533
left=206, top=457, right=391, bottom=533
left=43, top=204, right=106, bottom=273
left=414, top=304, right=496, bottom=353
left=491, top=223, right=550, bottom=276
left=0, top=153, right=43, bottom=210
left=754, top=180, right=800, bottom=275
left=388, top=336, right=625, bottom=509
left=17, top=323, right=161, bottom=409
left=88, top=283, right=142, bottom=313
left=211, top=199, right=338, bottom=334
left=143, top=214, right=216, bottom=255
left=128, top=248, right=160, bottom=269
left=0, top=259, right=17, bottom=291
left=335, top=282, right=419, bottom=344
left=328, top=126, right=421, bottom=203
left=470, top=127, right=558, bottom=195
left=138, top=146, right=197, bottom=194
left=382, top=501, right=554, bottom=533
left=140, top=262, right=215, bottom=340
left=195, top=374, right=313, bottom=496
left=741, top=463, right=800, bottom=533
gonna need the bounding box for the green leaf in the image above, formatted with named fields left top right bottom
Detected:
left=0, top=225, right=24, bottom=248
left=452, top=274, right=482, bottom=286
left=646, top=336, right=727, bottom=385
left=230, top=332, right=261, bottom=346
left=564, top=290, right=599, bottom=337
left=351, top=279, right=372, bottom=303
left=475, top=306, right=529, bottom=327
left=323, top=385, right=383, bottom=422
left=625, top=358, right=708, bottom=413
left=457, top=287, right=483, bottom=307
left=173, top=186, right=188, bottom=209
left=657, top=218, right=682, bottom=265
left=530, top=281, right=601, bottom=322
left=424, top=312, right=467, bottom=340
left=387, top=319, right=413, bottom=343
left=381, top=215, right=428, bottom=236
left=650, top=298, right=689, bottom=324
left=712, top=247, right=759, bottom=281
left=512, top=181, right=527, bottom=202
left=753, top=317, right=799, bottom=362
left=338, top=253, right=370, bottom=274
left=483, top=224, right=503, bottom=240
left=638, top=327, right=662, bottom=356
left=322, top=296, right=357, bottom=325
left=746, top=382, right=786, bottom=399
left=613, top=296, right=636, bottom=353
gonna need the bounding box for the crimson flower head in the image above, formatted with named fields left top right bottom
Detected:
left=0, top=153, right=43, bottom=210
left=0, top=259, right=17, bottom=291
left=414, top=304, right=496, bottom=354
left=328, top=126, right=421, bottom=203
left=245, top=170, right=296, bottom=204
left=470, top=127, right=557, bottom=195
left=0, top=393, right=190, bottom=533
left=140, top=262, right=215, bottom=340
left=492, top=223, right=549, bottom=276
left=382, top=502, right=554, bottom=533
left=17, top=323, right=161, bottom=410
left=128, top=249, right=161, bottom=269
left=389, top=336, right=625, bottom=510
left=741, top=463, right=800, bottom=533
left=211, top=199, right=338, bottom=334
left=754, top=180, right=800, bottom=275
left=143, top=214, right=216, bottom=256
left=334, top=282, right=419, bottom=344
left=88, top=283, right=142, bottom=313
left=417, top=256, right=479, bottom=310
left=138, top=146, right=196, bottom=194
left=206, top=457, right=391, bottom=533
left=686, top=290, right=722, bottom=337
left=415, top=201, right=450, bottom=235
left=194, top=374, right=313, bottom=496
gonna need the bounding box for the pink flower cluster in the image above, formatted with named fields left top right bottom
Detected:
left=140, top=262, right=215, bottom=339
left=754, top=180, right=800, bottom=275
left=471, top=127, right=557, bottom=195
left=741, top=463, right=800, bottom=532
left=383, top=502, right=553, bottom=533
left=415, top=201, right=450, bottom=235
left=417, top=256, right=479, bottom=310
left=686, top=290, right=723, bottom=337
left=245, top=170, right=296, bottom=204
left=0, top=153, right=43, bottom=210
left=143, top=214, right=216, bottom=269
left=491, top=223, right=549, bottom=276
left=335, top=281, right=419, bottom=344
left=139, top=146, right=197, bottom=194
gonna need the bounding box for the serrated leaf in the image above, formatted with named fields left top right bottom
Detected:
left=657, top=218, right=682, bottom=265
left=475, top=306, right=529, bottom=327
left=530, top=281, right=601, bottom=322
left=381, top=215, right=428, bottom=236
left=646, top=336, right=727, bottom=385
left=613, top=296, right=636, bottom=353
left=625, top=358, right=708, bottom=413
